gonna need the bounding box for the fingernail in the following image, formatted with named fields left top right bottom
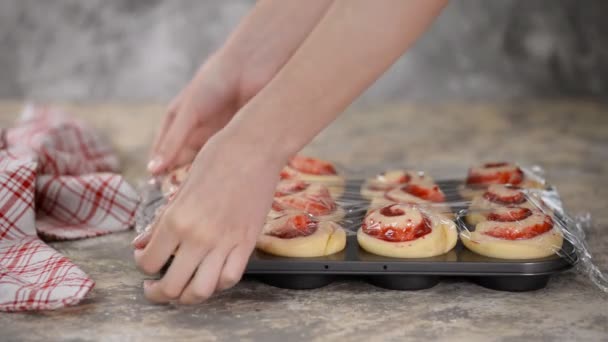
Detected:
left=131, top=232, right=145, bottom=248
left=147, top=157, right=162, bottom=173
left=131, top=227, right=150, bottom=249
left=143, top=280, right=154, bottom=290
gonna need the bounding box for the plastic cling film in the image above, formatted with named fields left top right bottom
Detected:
left=553, top=212, right=608, bottom=293
left=134, top=176, right=166, bottom=234
left=133, top=157, right=607, bottom=293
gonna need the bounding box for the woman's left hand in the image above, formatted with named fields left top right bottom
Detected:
left=134, top=131, right=284, bottom=304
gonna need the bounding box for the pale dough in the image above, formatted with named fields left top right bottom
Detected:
left=459, top=179, right=545, bottom=200
left=460, top=211, right=564, bottom=259
left=360, top=170, right=430, bottom=200
left=281, top=155, right=345, bottom=199
left=460, top=163, right=545, bottom=200
left=268, top=206, right=346, bottom=223
left=257, top=219, right=346, bottom=257
left=465, top=185, right=537, bottom=226
left=370, top=186, right=451, bottom=217
left=283, top=165, right=345, bottom=199
left=270, top=183, right=345, bottom=222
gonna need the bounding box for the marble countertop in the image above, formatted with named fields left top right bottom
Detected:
left=0, top=101, right=606, bottom=341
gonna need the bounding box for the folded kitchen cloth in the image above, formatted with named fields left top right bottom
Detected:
left=0, top=105, right=139, bottom=312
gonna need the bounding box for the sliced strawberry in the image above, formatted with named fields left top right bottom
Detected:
left=403, top=184, right=445, bottom=203
left=466, top=163, right=524, bottom=186
left=271, top=200, right=284, bottom=212
left=379, top=172, right=411, bottom=184
left=275, top=195, right=336, bottom=216
left=268, top=214, right=318, bottom=239
left=380, top=204, right=406, bottom=217
left=484, top=162, right=509, bottom=168
left=274, top=181, right=309, bottom=197
left=483, top=215, right=553, bottom=240
left=483, top=188, right=526, bottom=205
left=279, top=167, right=298, bottom=180
left=363, top=215, right=432, bottom=242
left=289, top=156, right=337, bottom=175
left=486, top=207, right=532, bottom=222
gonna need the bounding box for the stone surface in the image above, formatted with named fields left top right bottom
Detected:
left=0, top=101, right=607, bottom=341
left=1, top=1, right=608, bottom=102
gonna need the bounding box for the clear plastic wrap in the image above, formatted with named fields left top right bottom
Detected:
left=135, top=157, right=607, bottom=293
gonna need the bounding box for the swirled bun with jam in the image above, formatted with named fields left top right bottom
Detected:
left=361, top=170, right=433, bottom=200
left=280, top=155, right=345, bottom=199
left=460, top=162, right=545, bottom=199
left=460, top=207, right=563, bottom=259
left=369, top=176, right=449, bottom=215
left=269, top=181, right=345, bottom=222
left=257, top=213, right=346, bottom=257
left=357, top=203, right=457, bottom=258
left=465, top=184, right=540, bottom=225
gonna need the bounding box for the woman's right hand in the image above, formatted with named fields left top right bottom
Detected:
left=148, top=1, right=336, bottom=175
left=148, top=54, right=256, bottom=174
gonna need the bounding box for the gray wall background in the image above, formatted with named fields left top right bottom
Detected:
left=1, top=0, right=607, bottom=104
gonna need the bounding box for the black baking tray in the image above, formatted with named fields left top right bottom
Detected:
left=243, top=179, right=578, bottom=292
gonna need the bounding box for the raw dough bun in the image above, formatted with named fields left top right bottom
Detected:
left=281, top=155, right=345, bottom=199
left=360, top=170, right=430, bottom=200
left=370, top=184, right=451, bottom=217
left=270, top=183, right=345, bottom=222
left=160, top=163, right=191, bottom=197
left=268, top=206, right=345, bottom=223
left=460, top=162, right=545, bottom=200
left=459, top=179, right=545, bottom=201
left=357, top=204, right=457, bottom=258
left=460, top=211, right=563, bottom=259
left=257, top=217, right=346, bottom=257
left=282, top=165, right=345, bottom=199
left=465, top=185, right=537, bottom=226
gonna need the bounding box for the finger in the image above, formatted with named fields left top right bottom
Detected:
left=150, top=87, right=188, bottom=158
left=178, top=246, right=230, bottom=305
left=132, top=224, right=153, bottom=249
left=143, top=244, right=207, bottom=303
left=150, top=110, right=175, bottom=159
left=150, top=104, right=199, bottom=175
left=134, top=220, right=180, bottom=275
left=216, top=243, right=253, bottom=291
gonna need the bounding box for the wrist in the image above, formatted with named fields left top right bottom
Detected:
left=209, top=122, right=293, bottom=172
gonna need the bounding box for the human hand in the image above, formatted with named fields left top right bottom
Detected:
left=148, top=54, right=272, bottom=175
left=135, top=130, right=285, bottom=304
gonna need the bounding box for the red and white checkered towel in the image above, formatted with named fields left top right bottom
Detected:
left=0, top=106, right=139, bottom=312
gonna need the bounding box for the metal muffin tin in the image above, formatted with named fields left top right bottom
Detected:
left=244, top=180, right=577, bottom=292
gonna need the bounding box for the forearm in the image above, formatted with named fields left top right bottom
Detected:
left=223, top=0, right=447, bottom=159
left=219, top=0, right=334, bottom=93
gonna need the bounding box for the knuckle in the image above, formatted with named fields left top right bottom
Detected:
left=219, top=272, right=241, bottom=290
left=192, top=285, right=214, bottom=301
left=136, top=258, right=159, bottom=275
left=165, top=214, right=192, bottom=236
left=140, top=263, right=159, bottom=275
left=160, top=285, right=182, bottom=299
